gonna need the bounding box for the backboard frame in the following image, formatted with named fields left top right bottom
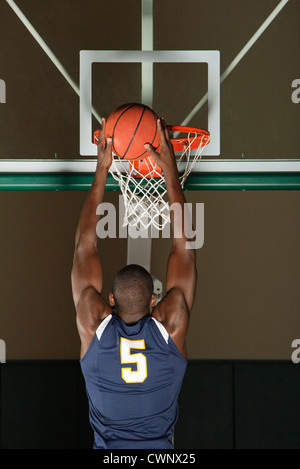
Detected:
left=1, top=0, right=299, bottom=192
left=79, top=50, right=220, bottom=157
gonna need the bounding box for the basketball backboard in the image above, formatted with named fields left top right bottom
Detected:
left=0, top=0, right=299, bottom=189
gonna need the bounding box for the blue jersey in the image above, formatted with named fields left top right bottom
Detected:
left=80, top=312, right=187, bottom=449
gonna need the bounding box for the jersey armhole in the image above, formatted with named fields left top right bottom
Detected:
left=95, top=314, right=112, bottom=340
left=151, top=316, right=188, bottom=363
left=151, top=317, right=169, bottom=343
left=80, top=314, right=112, bottom=362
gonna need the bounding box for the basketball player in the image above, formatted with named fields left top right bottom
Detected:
left=71, top=118, right=197, bottom=449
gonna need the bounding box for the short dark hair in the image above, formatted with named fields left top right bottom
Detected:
left=112, top=264, right=154, bottom=314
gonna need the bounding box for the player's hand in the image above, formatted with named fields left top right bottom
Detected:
left=144, top=118, right=177, bottom=173
left=97, top=118, right=113, bottom=170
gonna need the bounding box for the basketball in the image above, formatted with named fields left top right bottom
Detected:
left=105, top=103, right=159, bottom=160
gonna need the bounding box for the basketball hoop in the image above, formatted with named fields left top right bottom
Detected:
left=94, top=125, right=210, bottom=231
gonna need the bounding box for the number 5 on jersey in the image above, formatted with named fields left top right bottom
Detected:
left=120, top=338, right=148, bottom=383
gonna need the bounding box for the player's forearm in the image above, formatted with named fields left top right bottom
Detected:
left=75, top=165, right=109, bottom=247
left=164, top=167, right=194, bottom=252
left=163, top=162, right=185, bottom=205
left=145, top=118, right=195, bottom=252
left=164, top=167, right=196, bottom=306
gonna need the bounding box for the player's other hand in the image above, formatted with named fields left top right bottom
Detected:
left=144, top=118, right=177, bottom=174
left=97, top=118, right=113, bottom=170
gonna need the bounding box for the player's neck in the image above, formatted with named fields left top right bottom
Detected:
left=116, top=310, right=150, bottom=325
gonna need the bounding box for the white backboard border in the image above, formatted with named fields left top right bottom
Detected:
left=79, top=50, right=220, bottom=157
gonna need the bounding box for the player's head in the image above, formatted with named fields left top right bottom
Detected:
left=110, top=264, right=155, bottom=316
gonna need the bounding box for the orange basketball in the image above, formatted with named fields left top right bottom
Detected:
left=105, top=103, right=159, bottom=160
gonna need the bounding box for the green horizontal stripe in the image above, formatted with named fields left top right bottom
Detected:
left=0, top=172, right=299, bottom=190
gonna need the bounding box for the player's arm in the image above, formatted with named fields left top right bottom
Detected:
left=71, top=120, right=113, bottom=357
left=145, top=120, right=197, bottom=358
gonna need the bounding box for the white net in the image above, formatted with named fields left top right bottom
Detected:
left=109, top=131, right=210, bottom=231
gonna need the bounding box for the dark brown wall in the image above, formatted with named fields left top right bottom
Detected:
left=0, top=0, right=299, bottom=360
left=0, top=190, right=299, bottom=360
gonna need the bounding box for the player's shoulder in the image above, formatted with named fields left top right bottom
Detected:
left=152, top=287, right=190, bottom=331
left=151, top=287, right=190, bottom=359
left=154, top=287, right=189, bottom=313
left=76, top=287, right=113, bottom=336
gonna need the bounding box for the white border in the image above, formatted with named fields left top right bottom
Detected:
left=0, top=160, right=299, bottom=173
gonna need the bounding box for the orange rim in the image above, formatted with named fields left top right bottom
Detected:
left=93, top=129, right=100, bottom=144
left=94, top=126, right=210, bottom=152
left=93, top=126, right=210, bottom=179
left=167, top=125, right=210, bottom=152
